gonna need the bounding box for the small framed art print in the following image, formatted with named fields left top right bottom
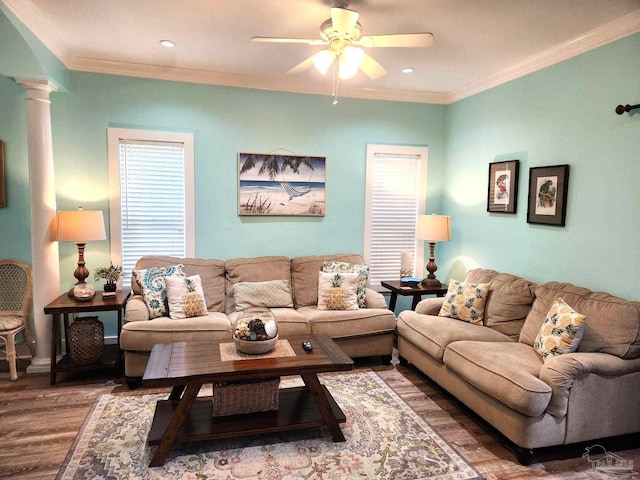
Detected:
left=487, top=160, right=519, bottom=213
left=526, top=164, right=570, bottom=226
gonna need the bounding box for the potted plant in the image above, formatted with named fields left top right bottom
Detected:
left=94, top=263, right=123, bottom=293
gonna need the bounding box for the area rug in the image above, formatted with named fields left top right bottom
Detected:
left=57, top=370, right=482, bottom=480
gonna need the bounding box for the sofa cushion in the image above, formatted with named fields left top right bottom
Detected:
left=225, top=256, right=291, bottom=314
left=322, top=261, right=369, bottom=307
left=228, top=308, right=310, bottom=336
left=132, top=264, right=186, bottom=318
left=520, top=282, right=640, bottom=359
left=299, top=306, right=395, bottom=338
left=132, top=256, right=226, bottom=313
left=317, top=271, right=359, bottom=310
left=397, top=311, right=513, bottom=362
left=444, top=341, right=552, bottom=417
left=232, top=279, right=293, bottom=311
left=534, top=297, right=586, bottom=362
left=165, top=275, right=208, bottom=319
left=464, top=268, right=536, bottom=338
left=291, top=254, right=366, bottom=307
left=120, top=312, right=231, bottom=351
left=438, top=280, right=490, bottom=325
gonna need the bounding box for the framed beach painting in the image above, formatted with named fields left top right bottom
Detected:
left=238, top=152, right=326, bottom=216
left=487, top=159, right=519, bottom=213
left=527, top=164, right=570, bottom=226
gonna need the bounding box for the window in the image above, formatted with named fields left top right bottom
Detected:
left=364, top=144, right=428, bottom=290
left=107, top=128, right=195, bottom=285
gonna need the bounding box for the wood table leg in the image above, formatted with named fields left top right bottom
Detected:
left=148, top=383, right=201, bottom=467
left=388, top=292, right=398, bottom=312
left=301, top=373, right=345, bottom=442
left=411, top=294, right=422, bottom=310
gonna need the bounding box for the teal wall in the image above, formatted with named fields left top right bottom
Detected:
left=441, top=32, right=640, bottom=300
left=50, top=73, right=446, bottom=295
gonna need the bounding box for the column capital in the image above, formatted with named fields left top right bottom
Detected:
left=15, top=77, right=59, bottom=97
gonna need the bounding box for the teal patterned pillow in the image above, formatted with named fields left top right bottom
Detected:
left=133, top=264, right=186, bottom=318
left=322, top=261, right=369, bottom=308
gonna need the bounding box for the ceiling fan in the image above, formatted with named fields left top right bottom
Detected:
left=251, top=6, right=433, bottom=81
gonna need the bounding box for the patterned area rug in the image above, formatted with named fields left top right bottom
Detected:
left=57, top=370, right=482, bottom=479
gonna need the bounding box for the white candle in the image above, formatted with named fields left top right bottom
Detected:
left=400, top=251, right=413, bottom=278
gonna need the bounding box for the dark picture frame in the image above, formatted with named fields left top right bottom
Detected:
left=0, top=141, right=5, bottom=208
left=487, top=159, right=519, bottom=213
left=238, top=152, right=326, bottom=216
left=527, top=164, right=570, bottom=226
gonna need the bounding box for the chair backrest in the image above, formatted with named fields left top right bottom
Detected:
left=0, top=259, right=33, bottom=319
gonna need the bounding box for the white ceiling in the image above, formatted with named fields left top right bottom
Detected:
left=3, top=0, right=640, bottom=103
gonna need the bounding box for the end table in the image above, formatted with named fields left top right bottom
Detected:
left=381, top=280, right=448, bottom=311
left=44, top=289, right=130, bottom=386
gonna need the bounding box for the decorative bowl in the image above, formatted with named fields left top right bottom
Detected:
left=233, top=307, right=278, bottom=354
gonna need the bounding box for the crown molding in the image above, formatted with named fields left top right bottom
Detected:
left=70, top=56, right=450, bottom=104
left=447, top=10, right=640, bottom=103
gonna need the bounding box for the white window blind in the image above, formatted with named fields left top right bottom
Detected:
left=108, top=129, right=195, bottom=286
left=364, top=145, right=428, bottom=289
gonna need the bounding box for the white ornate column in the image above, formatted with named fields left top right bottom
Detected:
left=16, top=78, right=60, bottom=373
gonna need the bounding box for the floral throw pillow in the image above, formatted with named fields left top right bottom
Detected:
left=534, top=297, right=587, bottom=362
left=322, top=261, right=369, bottom=308
left=165, top=275, right=208, bottom=319
left=317, top=271, right=359, bottom=311
left=132, top=264, right=186, bottom=318
left=438, top=280, right=490, bottom=325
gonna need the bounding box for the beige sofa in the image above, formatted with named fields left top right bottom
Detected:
left=120, top=254, right=395, bottom=385
left=397, top=268, right=640, bottom=463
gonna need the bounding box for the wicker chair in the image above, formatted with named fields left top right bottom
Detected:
left=0, top=259, right=34, bottom=380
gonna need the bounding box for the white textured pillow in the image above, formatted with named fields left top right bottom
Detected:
left=132, top=264, right=186, bottom=318
left=317, top=271, right=359, bottom=311
left=233, top=280, right=293, bottom=311
left=165, top=275, right=208, bottom=319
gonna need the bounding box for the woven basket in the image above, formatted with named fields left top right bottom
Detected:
left=68, top=316, right=104, bottom=364
left=212, top=377, right=280, bottom=417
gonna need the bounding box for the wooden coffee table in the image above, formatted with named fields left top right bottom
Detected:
left=142, top=334, right=354, bottom=467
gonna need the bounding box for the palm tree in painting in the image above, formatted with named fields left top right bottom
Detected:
left=239, top=154, right=315, bottom=181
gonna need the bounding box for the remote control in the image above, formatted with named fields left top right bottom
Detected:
left=302, top=341, right=313, bottom=351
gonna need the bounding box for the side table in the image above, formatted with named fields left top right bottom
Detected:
left=381, top=280, right=448, bottom=311
left=44, top=289, right=130, bottom=386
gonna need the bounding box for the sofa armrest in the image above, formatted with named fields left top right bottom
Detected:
left=415, top=297, right=445, bottom=315
left=124, top=295, right=150, bottom=323
left=365, top=288, right=388, bottom=309
left=539, top=352, right=640, bottom=417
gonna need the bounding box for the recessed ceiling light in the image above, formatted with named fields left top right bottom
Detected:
left=402, top=68, right=414, bottom=74
left=159, top=40, right=175, bottom=48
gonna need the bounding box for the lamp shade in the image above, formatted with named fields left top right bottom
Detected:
left=57, top=208, right=106, bottom=242
left=416, top=214, right=451, bottom=242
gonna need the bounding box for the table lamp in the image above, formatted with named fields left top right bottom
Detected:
left=57, top=207, right=106, bottom=298
left=416, top=214, right=451, bottom=287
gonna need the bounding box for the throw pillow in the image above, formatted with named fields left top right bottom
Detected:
left=165, top=275, right=208, bottom=319
left=438, top=279, right=490, bottom=325
left=132, top=264, right=186, bottom=318
left=317, top=271, right=359, bottom=311
left=534, top=297, right=587, bottom=362
left=233, top=279, right=294, bottom=311
left=322, top=261, right=369, bottom=308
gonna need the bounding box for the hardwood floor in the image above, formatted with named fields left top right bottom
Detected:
left=1, top=351, right=639, bottom=479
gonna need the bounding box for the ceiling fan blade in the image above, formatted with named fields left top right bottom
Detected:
left=360, top=53, right=387, bottom=79
left=331, top=7, right=359, bottom=36
left=252, top=36, right=327, bottom=46
left=287, top=56, right=315, bottom=74
left=357, top=32, right=434, bottom=48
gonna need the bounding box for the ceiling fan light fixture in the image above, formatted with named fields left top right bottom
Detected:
left=342, top=46, right=364, bottom=69
left=338, top=58, right=358, bottom=79
left=312, top=50, right=335, bottom=75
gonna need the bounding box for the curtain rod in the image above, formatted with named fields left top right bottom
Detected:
left=615, top=103, right=640, bottom=115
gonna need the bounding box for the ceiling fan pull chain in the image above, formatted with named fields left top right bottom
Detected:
left=332, top=58, right=339, bottom=105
